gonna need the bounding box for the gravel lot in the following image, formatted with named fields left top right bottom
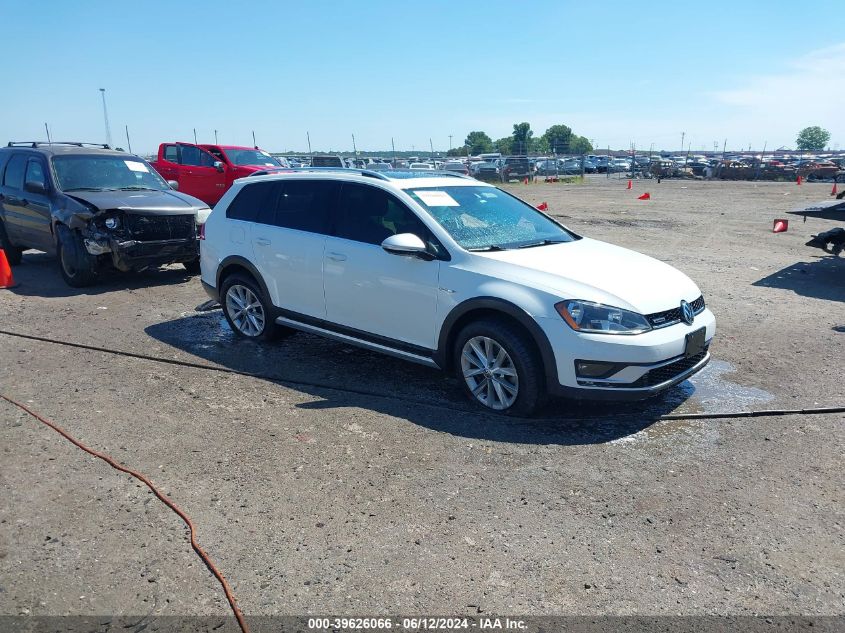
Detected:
left=1, top=178, right=843, bottom=622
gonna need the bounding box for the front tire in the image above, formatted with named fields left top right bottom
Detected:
left=453, top=319, right=544, bottom=416
left=56, top=225, right=97, bottom=287
left=220, top=273, right=287, bottom=341
left=0, top=218, right=23, bottom=265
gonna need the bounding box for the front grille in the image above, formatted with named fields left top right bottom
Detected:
left=124, top=213, right=195, bottom=241
left=627, top=349, right=708, bottom=388
left=646, top=295, right=705, bottom=327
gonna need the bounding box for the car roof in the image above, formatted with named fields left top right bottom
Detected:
left=239, top=169, right=488, bottom=191
left=2, top=144, right=134, bottom=158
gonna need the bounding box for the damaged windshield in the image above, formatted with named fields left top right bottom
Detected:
left=407, top=186, right=577, bottom=250
left=52, top=156, right=170, bottom=192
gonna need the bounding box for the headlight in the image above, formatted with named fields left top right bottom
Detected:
left=555, top=300, right=652, bottom=335
left=104, top=217, right=119, bottom=229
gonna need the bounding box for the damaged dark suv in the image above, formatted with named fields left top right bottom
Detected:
left=0, top=142, right=211, bottom=287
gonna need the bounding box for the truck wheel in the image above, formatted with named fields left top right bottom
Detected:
left=56, top=225, right=97, bottom=287
left=0, top=218, right=23, bottom=265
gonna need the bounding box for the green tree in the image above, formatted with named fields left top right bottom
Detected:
left=494, top=137, right=513, bottom=154
left=511, top=122, right=533, bottom=155
left=446, top=147, right=468, bottom=157
left=796, top=126, right=831, bottom=151
left=542, top=124, right=573, bottom=154
left=569, top=135, right=593, bottom=155
left=464, top=131, right=493, bottom=155
left=530, top=136, right=549, bottom=154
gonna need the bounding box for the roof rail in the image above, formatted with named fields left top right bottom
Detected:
left=286, top=167, right=390, bottom=181
left=6, top=141, right=112, bottom=149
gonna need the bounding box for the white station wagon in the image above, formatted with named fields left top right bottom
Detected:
left=200, top=169, right=715, bottom=415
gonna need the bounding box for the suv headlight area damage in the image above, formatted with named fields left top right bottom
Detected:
left=76, top=209, right=202, bottom=272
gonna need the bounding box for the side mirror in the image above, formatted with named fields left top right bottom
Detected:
left=167, top=180, right=179, bottom=190
left=213, top=161, right=225, bottom=173
left=381, top=233, right=432, bottom=259
left=24, top=181, right=47, bottom=194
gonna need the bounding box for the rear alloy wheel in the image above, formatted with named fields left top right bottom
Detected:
left=453, top=319, right=543, bottom=416
left=220, top=273, right=287, bottom=341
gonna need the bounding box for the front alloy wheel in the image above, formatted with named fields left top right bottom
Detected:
left=461, top=336, right=519, bottom=410
left=225, top=283, right=266, bottom=337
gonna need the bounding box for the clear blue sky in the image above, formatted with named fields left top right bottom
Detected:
left=1, top=0, right=843, bottom=155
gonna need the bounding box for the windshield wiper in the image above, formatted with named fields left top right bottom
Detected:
left=516, top=239, right=568, bottom=249
left=467, top=244, right=508, bottom=252
left=63, top=187, right=114, bottom=192
left=118, top=186, right=160, bottom=191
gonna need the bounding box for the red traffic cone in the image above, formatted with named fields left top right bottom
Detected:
left=772, top=219, right=788, bottom=233
left=832, top=183, right=838, bottom=196
left=0, top=249, right=17, bottom=289
left=523, top=176, right=529, bottom=185
left=626, top=180, right=632, bottom=190
left=796, top=174, right=802, bottom=185
left=637, top=192, right=650, bottom=200
left=537, top=202, right=548, bottom=211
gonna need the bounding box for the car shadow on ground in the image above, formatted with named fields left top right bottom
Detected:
left=6, top=251, right=196, bottom=298
left=752, top=255, right=845, bottom=302
left=144, top=312, right=699, bottom=446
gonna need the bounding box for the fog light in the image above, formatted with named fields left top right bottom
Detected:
left=105, top=217, right=119, bottom=229
left=575, top=360, right=622, bottom=378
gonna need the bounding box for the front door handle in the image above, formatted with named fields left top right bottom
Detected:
left=254, top=237, right=271, bottom=246
left=327, top=252, right=347, bottom=261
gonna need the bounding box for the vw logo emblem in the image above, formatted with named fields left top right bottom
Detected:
left=680, top=300, right=694, bottom=325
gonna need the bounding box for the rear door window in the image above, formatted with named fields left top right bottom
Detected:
left=180, top=145, right=217, bottom=167
left=163, top=145, right=178, bottom=162
left=268, top=180, right=337, bottom=234
left=333, top=182, right=429, bottom=246
left=3, top=154, right=27, bottom=190
left=226, top=181, right=279, bottom=222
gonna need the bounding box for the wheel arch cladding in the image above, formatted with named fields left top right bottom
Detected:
left=436, top=296, right=558, bottom=387
left=217, top=256, right=272, bottom=302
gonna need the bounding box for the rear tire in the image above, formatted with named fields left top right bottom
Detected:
left=0, top=218, right=23, bottom=265
left=453, top=318, right=544, bottom=416
left=220, top=273, right=288, bottom=341
left=56, top=225, right=97, bottom=287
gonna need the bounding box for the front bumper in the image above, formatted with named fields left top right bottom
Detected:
left=85, top=236, right=198, bottom=271
left=540, top=307, right=716, bottom=401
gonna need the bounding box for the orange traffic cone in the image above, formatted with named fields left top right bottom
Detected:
left=796, top=175, right=802, bottom=185
left=773, top=219, right=788, bottom=233
left=537, top=201, right=548, bottom=211
left=0, top=249, right=17, bottom=289
left=626, top=180, right=632, bottom=190
left=637, top=192, right=650, bottom=200
left=832, top=183, right=838, bottom=196
left=523, top=177, right=529, bottom=185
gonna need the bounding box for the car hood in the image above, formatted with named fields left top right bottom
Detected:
left=65, top=189, right=208, bottom=215
left=470, top=237, right=702, bottom=315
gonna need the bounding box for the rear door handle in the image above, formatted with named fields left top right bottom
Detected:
left=254, top=237, right=271, bottom=246
left=327, top=252, right=347, bottom=261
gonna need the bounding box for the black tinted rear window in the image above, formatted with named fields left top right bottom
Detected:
left=226, top=181, right=277, bottom=222
left=226, top=179, right=337, bottom=235
left=3, top=154, right=27, bottom=189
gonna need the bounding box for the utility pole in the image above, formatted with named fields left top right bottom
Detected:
left=391, top=137, right=396, bottom=163
left=448, top=135, right=453, bottom=151
left=306, top=131, right=312, bottom=157
left=99, top=88, right=113, bottom=148
left=429, top=138, right=434, bottom=159
left=680, top=131, right=685, bottom=154
left=214, top=129, right=218, bottom=144
left=352, top=133, right=357, bottom=155
left=125, top=125, right=132, bottom=153
left=252, top=130, right=257, bottom=149
left=193, top=128, right=198, bottom=144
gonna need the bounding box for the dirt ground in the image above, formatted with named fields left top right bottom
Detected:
left=1, top=178, right=843, bottom=623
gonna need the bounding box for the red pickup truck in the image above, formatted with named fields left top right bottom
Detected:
left=150, top=142, right=288, bottom=206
